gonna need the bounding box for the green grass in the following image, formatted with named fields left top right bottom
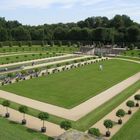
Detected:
left=0, top=45, right=78, bottom=53
left=0, top=81, right=140, bottom=131
left=117, top=56, right=140, bottom=61
left=72, top=80, right=140, bottom=131
left=0, top=80, right=139, bottom=132
left=1, top=60, right=140, bottom=108
left=0, top=53, right=62, bottom=64
left=111, top=109, right=140, bottom=140
left=121, top=50, right=140, bottom=57
left=0, top=98, right=66, bottom=126
left=0, top=117, right=53, bottom=140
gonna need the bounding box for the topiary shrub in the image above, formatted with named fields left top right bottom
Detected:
left=88, top=128, right=101, bottom=137
left=28, top=41, right=32, bottom=47
left=126, top=100, right=135, bottom=114
left=0, top=42, right=3, bottom=48
left=60, top=120, right=72, bottom=130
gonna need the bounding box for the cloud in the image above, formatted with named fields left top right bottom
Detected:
left=0, top=0, right=108, bottom=9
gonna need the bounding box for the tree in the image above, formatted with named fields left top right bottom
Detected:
left=110, top=15, right=124, bottom=29
left=21, top=70, right=27, bottom=76
left=94, top=27, right=107, bottom=42
left=68, top=27, right=81, bottom=40
left=54, top=27, right=67, bottom=40
left=0, top=42, right=3, bottom=48
left=67, top=41, right=71, bottom=47
left=41, top=41, right=45, bottom=47
left=103, top=119, right=113, bottom=137
left=134, top=94, right=140, bottom=107
left=18, top=41, right=22, bottom=47
left=116, top=109, right=125, bottom=124
left=18, top=105, right=28, bottom=125
left=50, top=41, right=54, bottom=47
left=129, top=44, right=135, bottom=50
left=11, top=26, right=31, bottom=41
left=2, top=100, right=11, bottom=118
left=9, top=42, right=13, bottom=47
left=34, top=68, right=39, bottom=73
left=38, top=112, right=49, bottom=132
left=28, top=41, right=32, bottom=47
left=58, top=41, right=62, bottom=47
left=60, top=120, right=72, bottom=130
left=0, top=28, right=8, bottom=41
left=126, top=100, right=135, bottom=114
left=127, top=25, right=140, bottom=42
left=7, top=73, right=13, bottom=81
left=88, top=128, right=101, bottom=137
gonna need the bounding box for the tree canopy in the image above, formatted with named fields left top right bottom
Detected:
left=0, top=15, right=140, bottom=44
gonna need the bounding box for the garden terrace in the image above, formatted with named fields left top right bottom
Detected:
left=0, top=117, right=53, bottom=140
left=0, top=45, right=78, bottom=53
left=111, top=108, right=140, bottom=140
left=0, top=52, right=64, bottom=65
left=117, top=56, right=140, bottom=61
left=0, top=59, right=140, bottom=108
left=0, top=56, right=97, bottom=84
left=0, top=54, right=86, bottom=76
left=121, top=50, right=140, bottom=57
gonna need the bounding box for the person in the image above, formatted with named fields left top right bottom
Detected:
left=99, top=64, right=103, bottom=71
left=32, top=62, right=35, bottom=66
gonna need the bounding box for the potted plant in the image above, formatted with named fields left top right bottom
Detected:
left=116, top=109, right=125, bottom=124
left=103, top=119, right=113, bottom=137
left=2, top=100, right=11, bottom=118
left=134, top=94, right=140, bottom=107
left=38, top=112, right=49, bottom=133
left=18, top=105, right=28, bottom=125
left=126, top=100, right=135, bottom=114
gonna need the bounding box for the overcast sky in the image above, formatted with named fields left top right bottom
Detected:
left=0, top=0, right=140, bottom=25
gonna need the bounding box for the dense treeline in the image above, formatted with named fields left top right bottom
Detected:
left=0, top=15, right=140, bottom=45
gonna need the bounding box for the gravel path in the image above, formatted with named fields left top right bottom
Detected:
left=0, top=72, right=139, bottom=121
left=91, top=89, right=140, bottom=139
left=0, top=54, right=74, bottom=68
left=114, top=58, right=140, bottom=64
left=0, top=52, right=40, bottom=57
left=0, top=104, right=65, bottom=137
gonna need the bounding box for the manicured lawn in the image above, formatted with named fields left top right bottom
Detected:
left=1, top=60, right=140, bottom=108
left=111, top=110, right=140, bottom=140
left=0, top=80, right=139, bottom=132
left=73, top=80, right=140, bottom=131
left=0, top=45, right=77, bottom=53
left=0, top=117, right=53, bottom=140
left=121, top=50, right=140, bottom=57
left=0, top=98, right=66, bottom=126
left=117, top=56, right=140, bottom=61
left=0, top=52, right=62, bottom=64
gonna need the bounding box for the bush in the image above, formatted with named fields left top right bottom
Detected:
left=67, top=41, right=71, bottom=47
left=41, top=41, right=45, bottom=47
left=88, top=128, right=101, bottom=137
left=77, top=41, right=80, bottom=47
left=50, top=41, right=54, bottom=47
left=18, top=41, right=22, bottom=47
left=129, top=44, right=135, bottom=50
left=58, top=41, right=62, bottom=47
left=28, top=41, right=32, bottom=47
left=9, top=42, right=13, bottom=47
left=60, top=121, right=72, bottom=130
left=126, top=100, right=135, bottom=108
left=0, top=42, right=3, bottom=48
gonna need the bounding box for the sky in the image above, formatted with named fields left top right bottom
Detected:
left=0, top=0, right=140, bottom=25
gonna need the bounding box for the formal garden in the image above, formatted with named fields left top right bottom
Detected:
left=0, top=14, right=140, bottom=140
